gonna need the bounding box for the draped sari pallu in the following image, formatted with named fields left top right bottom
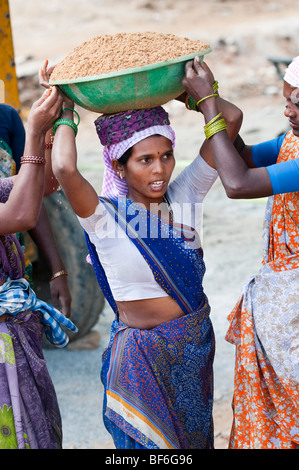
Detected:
left=226, top=131, right=299, bottom=449
left=85, top=197, right=215, bottom=449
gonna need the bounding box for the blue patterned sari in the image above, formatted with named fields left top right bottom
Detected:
left=85, top=197, right=215, bottom=449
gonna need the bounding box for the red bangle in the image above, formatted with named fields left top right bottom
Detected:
left=21, top=155, right=46, bottom=165
left=45, top=142, right=53, bottom=149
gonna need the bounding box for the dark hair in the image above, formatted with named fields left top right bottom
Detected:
left=117, top=134, right=164, bottom=166
left=118, top=146, right=133, bottom=166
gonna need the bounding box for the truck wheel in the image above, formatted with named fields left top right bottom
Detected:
left=32, top=190, right=104, bottom=346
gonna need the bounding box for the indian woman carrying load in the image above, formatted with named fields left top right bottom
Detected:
left=42, top=58, right=242, bottom=449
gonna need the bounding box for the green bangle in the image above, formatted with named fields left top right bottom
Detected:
left=62, top=108, right=80, bottom=126
left=186, top=81, right=219, bottom=112
left=53, top=118, right=78, bottom=136
left=213, top=80, right=219, bottom=93
left=186, top=96, right=199, bottom=111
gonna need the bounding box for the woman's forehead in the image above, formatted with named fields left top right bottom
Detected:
left=131, top=135, right=173, bottom=154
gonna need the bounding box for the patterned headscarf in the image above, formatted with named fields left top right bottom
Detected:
left=284, top=56, right=299, bottom=88
left=94, top=107, right=176, bottom=198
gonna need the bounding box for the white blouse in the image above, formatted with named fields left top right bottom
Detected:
left=78, top=153, right=217, bottom=301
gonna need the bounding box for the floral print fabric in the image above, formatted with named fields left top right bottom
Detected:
left=226, top=131, right=299, bottom=449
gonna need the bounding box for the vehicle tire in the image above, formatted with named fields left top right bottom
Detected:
left=32, top=189, right=105, bottom=346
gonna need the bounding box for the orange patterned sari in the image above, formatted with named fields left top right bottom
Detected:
left=226, top=131, right=299, bottom=449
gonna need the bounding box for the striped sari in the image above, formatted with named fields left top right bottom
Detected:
left=226, top=131, right=299, bottom=449
left=85, top=197, right=215, bottom=449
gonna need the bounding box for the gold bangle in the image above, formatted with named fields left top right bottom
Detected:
left=204, top=115, right=227, bottom=139
left=196, top=93, right=218, bottom=108
left=206, top=112, right=222, bottom=126
left=50, top=269, right=68, bottom=281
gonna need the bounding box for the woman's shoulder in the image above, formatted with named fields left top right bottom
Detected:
left=168, top=152, right=218, bottom=204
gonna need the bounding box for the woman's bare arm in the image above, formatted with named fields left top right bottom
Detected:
left=183, top=59, right=273, bottom=198
left=39, top=60, right=99, bottom=218
left=0, top=88, right=63, bottom=234
left=51, top=105, right=99, bottom=218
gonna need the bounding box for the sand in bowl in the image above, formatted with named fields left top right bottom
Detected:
left=50, top=32, right=210, bottom=80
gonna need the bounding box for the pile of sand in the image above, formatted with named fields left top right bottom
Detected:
left=50, top=32, right=210, bottom=81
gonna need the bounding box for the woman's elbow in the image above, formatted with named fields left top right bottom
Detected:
left=52, top=161, right=76, bottom=183
left=225, top=108, right=243, bottom=135
left=15, top=212, right=39, bottom=232
left=225, top=188, right=242, bottom=199
left=222, top=180, right=247, bottom=199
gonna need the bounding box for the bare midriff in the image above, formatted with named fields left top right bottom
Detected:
left=116, top=295, right=185, bottom=329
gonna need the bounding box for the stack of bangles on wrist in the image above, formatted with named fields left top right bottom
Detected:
left=53, top=108, right=80, bottom=136
left=21, top=155, right=46, bottom=165
left=50, top=269, right=68, bottom=282
left=185, top=80, right=219, bottom=112
left=204, top=112, right=227, bottom=139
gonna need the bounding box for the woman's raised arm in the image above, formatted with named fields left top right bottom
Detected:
left=183, top=58, right=273, bottom=198
left=0, top=87, right=63, bottom=234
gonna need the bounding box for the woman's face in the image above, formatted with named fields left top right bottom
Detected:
left=117, top=135, right=175, bottom=207
left=283, top=81, right=299, bottom=137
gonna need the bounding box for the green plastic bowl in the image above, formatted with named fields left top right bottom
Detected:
left=49, top=49, right=211, bottom=114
